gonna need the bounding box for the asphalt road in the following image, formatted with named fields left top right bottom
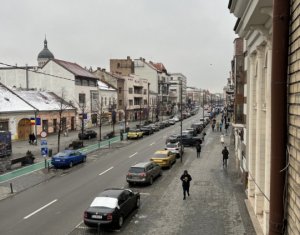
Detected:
left=0, top=113, right=202, bottom=235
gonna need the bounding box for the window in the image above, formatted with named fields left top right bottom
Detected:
left=79, top=93, right=86, bottom=105
left=144, top=99, right=147, bottom=105
left=144, top=89, right=147, bottom=95
left=105, top=97, right=107, bottom=106
left=119, top=87, right=122, bottom=94
left=82, top=79, right=88, bottom=86
left=75, top=78, right=81, bottom=85
left=129, top=88, right=133, bottom=94
left=119, top=100, right=122, bottom=106
left=129, top=100, right=133, bottom=106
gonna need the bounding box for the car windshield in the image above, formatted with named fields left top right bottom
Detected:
left=166, top=143, right=177, bottom=148
left=153, top=153, right=168, bottom=158
left=90, top=197, right=118, bottom=209
left=129, top=167, right=145, bottom=173
left=130, top=129, right=139, bottom=132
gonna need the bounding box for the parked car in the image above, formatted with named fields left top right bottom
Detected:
left=126, top=162, right=162, bottom=185
left=140, top=126, right=154, bottom=135
left=149, top=123, right=160, bottom=132
left=162, top=120, right=171, bottom=127
left=150, top=150, right=176, bottom=168
left=168, top=119, right=176, bottom=125
left=165, top=134, right=180, bottom=144
left=172, top=116, right=180, bottom=122
left=127, top=129, right=143, bottom=139
left=191, top=122, right=204, bottom=134
left=182, top=130, right=195, bottom=137
left=51, top=150, right=86, bottom=168
left=181, top=134, right=202, bottom=147
left=78, top=130, right=97, bottom=140
left=84, top=188, right=140, bottom=229
left=165, top=142, right=184, bottom=158
left=186, top=128, right=197, bottom=136
left=158, top=122, right=166, bottom=129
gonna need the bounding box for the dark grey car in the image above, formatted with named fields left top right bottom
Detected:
left=126, top=162, right=162, bottom=185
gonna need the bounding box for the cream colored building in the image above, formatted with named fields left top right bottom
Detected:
left=229, top=0, right=273, bottom=234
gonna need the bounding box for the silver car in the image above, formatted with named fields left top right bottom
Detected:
left=165, top=142, right=184, bottom=158
left=126, top=162, right=162, bottom=186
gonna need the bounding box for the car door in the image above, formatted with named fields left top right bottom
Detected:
left=152, top=163, right=160, bottom=177
left=119, top=191, right=132, bottom=216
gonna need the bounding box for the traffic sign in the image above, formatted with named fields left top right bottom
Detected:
left=40, top=139, right=48, bottom=146
left=40, top=131, right=47, bottom=138
left=41, top=147, right=48, bottom=157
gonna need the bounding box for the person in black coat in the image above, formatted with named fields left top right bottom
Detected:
left=180, top=170, right=192, bottom=200
left=222, top=146, right=229, bottom=167
left=196, top=144, right=201, bottom=158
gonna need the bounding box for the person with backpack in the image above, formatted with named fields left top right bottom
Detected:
left=222, top=146, right=229, bottom=167
left=196, top=143, right=201, bottom=158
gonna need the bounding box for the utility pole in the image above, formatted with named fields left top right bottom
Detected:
left=202, top=90, right=205, bottom=120
left=180, top=80, right=183, bottom=163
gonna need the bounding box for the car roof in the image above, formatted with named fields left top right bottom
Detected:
left=99, top=188, right=125, bottom=198
left=130, top=162, right=152, bottom=168
left=155, top=150, right=169, bottom=154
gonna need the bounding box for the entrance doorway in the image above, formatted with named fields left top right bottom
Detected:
left=18, top=119, right=31, bottom=140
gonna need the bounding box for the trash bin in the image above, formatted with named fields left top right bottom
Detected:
left=48, top=149, right=53, bottom=157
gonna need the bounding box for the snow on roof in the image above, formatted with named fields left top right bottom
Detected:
left=0, top=83, right=75, bottom=113
left=97, top=80, right=116, bottom=91
left=0, top=84, right=35, bottom=112
left=16, top=90, right=75, bottom=111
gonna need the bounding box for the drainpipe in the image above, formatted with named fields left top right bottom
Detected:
left=269, top=0, right=289, bottom=234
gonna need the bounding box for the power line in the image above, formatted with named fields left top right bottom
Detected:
left=0, top=62, right=75, bottom=82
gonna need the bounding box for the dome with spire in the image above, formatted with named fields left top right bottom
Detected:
left=38, top=38, right=54, bottom=59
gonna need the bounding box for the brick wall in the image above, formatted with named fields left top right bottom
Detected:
left=287, top=0, right=300, bottom=234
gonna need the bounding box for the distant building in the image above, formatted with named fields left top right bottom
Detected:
left=37, top=37, right=55, bottom=67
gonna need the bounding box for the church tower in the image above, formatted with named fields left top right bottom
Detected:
left=37, top=37, right=54, bottom=67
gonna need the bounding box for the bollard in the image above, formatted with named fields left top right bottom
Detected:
left=10, top=182, right=13, bottom=194
left=47, top=162, right=50, bottom=172
left=108, top=140, right=111, bottom=148
left=44, top=158, right=47, bottom=169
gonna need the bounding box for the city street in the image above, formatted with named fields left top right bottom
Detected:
left=0, top=112, right=256, bottom=235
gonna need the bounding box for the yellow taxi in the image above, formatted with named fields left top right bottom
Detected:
left=127, top=129, right=144, bottom=139
left=150, top=150, right=176, bottom=168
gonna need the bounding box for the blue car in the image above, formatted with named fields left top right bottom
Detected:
left=51, top=150, right=87, bottom=168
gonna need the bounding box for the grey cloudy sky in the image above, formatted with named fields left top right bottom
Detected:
left=1, top=0, right=236, bottom=93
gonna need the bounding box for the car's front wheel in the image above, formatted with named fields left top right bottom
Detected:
left=69, top=161, right=73, bottom=168
left=82, top=156, right=86, bottom=162
left=149, top=177, right=153, bottom=185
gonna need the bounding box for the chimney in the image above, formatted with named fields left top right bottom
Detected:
left=127, top=56, right=131, bottom=60
left=97, top=67, right=101, bottom=70
left=102, top=68, right=106, bottom=72
left=142, top=58, right=145, bottom=62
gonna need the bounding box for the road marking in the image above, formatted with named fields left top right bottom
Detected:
left=24, top=199, right=57, bottom=219
left=75, top=220, right=83, bottom=228
left=149, top=142, right=155, bottom=146
left=99, top=166, right=114, bottom=176
left=129, top=152, right=138, bottom=158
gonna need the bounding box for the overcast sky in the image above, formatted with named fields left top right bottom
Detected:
left=1, top=0, right=237, bottom=93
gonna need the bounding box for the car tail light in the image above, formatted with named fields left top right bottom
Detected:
left=127, top=173, right=132, bottom=176
left=107, top=213, right=113, bottom=220
left=84, top=211, right=88, bottom=218
left=176, top=148, right=179, bottom=150
left=139, top=172, right=146, bottom=177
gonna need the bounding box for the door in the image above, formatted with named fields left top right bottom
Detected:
left=42, top=120, right=49, bottom=132
left=53, top=119, right=57, bottom=133
left=18, top=119, right=31, bottom=140
left=71, top=117, right=75, bottom=130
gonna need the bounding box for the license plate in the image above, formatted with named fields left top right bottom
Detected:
left=92, top=215, right=102, bottom=219
left=55, top=159, right=60, bottom=162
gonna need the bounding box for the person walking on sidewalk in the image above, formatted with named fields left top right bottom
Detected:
left=180, top=170, right=192, bottom=200
left=220, top=134, right=224, bottom=145
left=222, top=146, right=229, bottom=167
left=195, top=143, right=201, bottom=158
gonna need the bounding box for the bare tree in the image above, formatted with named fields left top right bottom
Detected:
left=55, top=89, right=74, bottom=153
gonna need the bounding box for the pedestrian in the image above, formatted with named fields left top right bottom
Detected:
left=180, top=170, right=192, bottom=200
left=196, top=143, right=201, bottom=158
left=219, top=122, right=223, bottom=132
left=28, top=133, right=33, bottom=145
left=31, top=133, right=36, bottom=145
left=216, top=122, right=220, bottom=132
left=222, top=146, right=229, bottom=167
left=220, top=134, right=224, bottom=145
left=225, top=122, right=229, bottom=134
